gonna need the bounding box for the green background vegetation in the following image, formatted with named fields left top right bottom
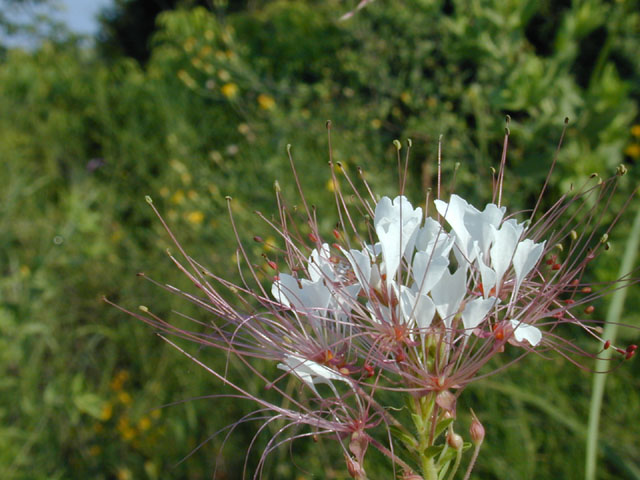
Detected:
left=1, top=0, right=639, bottom=478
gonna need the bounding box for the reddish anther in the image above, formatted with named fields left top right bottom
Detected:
left=333, top=229, right=341, bottom=239
left=584, top=305, right=595, bottom=314
left=581, top=287, right=592, bottom=294
left=552, top=263, right=562, bottom=271
left=308, top=233, right=318, bottom=243
left=603, top=340, right=611, bottom=350
left=267, top=260, right=277, bottom=270
left=363, top=364, right=374, bottom=378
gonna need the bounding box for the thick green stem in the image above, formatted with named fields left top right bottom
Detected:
left=585, top=204, right=640, bottom=480
left=422, top=456, right=438, bottom=480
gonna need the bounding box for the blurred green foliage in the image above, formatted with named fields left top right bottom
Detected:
left=1, top=0, right=639, bottom=479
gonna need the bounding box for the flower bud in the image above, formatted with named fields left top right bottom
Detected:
left=436, top=390, right=456, bottom=413
left=470, top=410, right=485, bottom=446
left=345, top=456, right=367, bottom=480
left=447, top=431, right=463, bottom=450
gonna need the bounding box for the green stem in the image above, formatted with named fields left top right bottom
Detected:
left=445, top=445, right=464, bottom=480
left=423, top=456, right=438, bottom=480
left=585, top=203, right=640, bottom=480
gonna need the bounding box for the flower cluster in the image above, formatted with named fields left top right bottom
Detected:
left=112, top=138, right=637, bottom=479
left=272, top=192, right=548, bottom=395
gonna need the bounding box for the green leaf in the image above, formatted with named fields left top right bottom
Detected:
left=73, top=393, right=106, bottom=420
left=433, top=416, right=454, bottom=439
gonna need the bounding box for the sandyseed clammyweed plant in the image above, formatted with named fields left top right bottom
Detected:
left=108, top=120, right=638, bottom=479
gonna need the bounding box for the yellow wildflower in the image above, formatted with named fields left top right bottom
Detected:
left=122, top=427, right=135, bottom=441
left=186, top=211, right=205, bottom=225
left=326, top=178, right=336, bottom=192
left=624, top=143, right=640, bottom=158
left=117, top=468, right=133, bottom=480
left=181, top=171, right=192, bottom=185
left=117, top=391, right=133, bottom=406
left=138, top=416, right=152, bottom=431
left=183, top=37, right=196, bottom=53
left=190, top=57, right=203, bottom=70
left=631, top=125, right=640, bottom=137
left=170, top=190, right=185, bottom=205
left=199, top=45, right=213, bottom=57
left=89, top=445, right=101, bottom=456
left=263, top=236, right=277, bottom=253
left=370, top=118, right=382, bottom=129
left=100, top=403, right=113, bottom=421
left=257, top=94, right=276, bottom=110
left=221, top=83, right=238, bottom=99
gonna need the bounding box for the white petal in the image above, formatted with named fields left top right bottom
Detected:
left=435, top=195, right=505, bottom=261
left=271, top=274, right=331, bottom=313
left=476, top=249, right=497, bottom=299
left=399, top=285, right=436, bottom=330
left=461, top=297, right=497, bottom=334
left=412, top=250, right=450, bottom=295
left=465, top=202, right=505, bottom=256
left=489, top=219, right=523, bottom=289
left=435, top=195, right=473, bottom=259
left=375, top=196, right=423, bottom=284
left=271, top=274, right=296, bottom=307
left=277, top=354, right=351, bottom=395
left=340, top=247, right=372, bottom=290
left=308, top=243, right=333, bottom=282
left=510, top=320, right=542, bottom=346
left=414, top=217, right=445, bottom=252
left=513, top=239, right=545, bottom=288
left=430, top=267, right=467, bottom=328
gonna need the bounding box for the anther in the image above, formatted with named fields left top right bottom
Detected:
left=584, top=305, right=595, bottom=314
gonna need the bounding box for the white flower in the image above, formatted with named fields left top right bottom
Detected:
left=430, top=267, right=467, bottom=328
left=399, top=285, right=436, bottom=331
left=512, top=238, right=545, bottom=292
left=374, top=196, right=423, bottom=285
left=277, top=354, right=352, bottom=396
left=434, top=194, right=505, bottom=262
left=489, top=219, right=524, bottom=293
left=509, top=320, right=542, bottom=346
left=461, top=297, right=498, bottom=335
left=271, top=274, right=331, bottom=314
